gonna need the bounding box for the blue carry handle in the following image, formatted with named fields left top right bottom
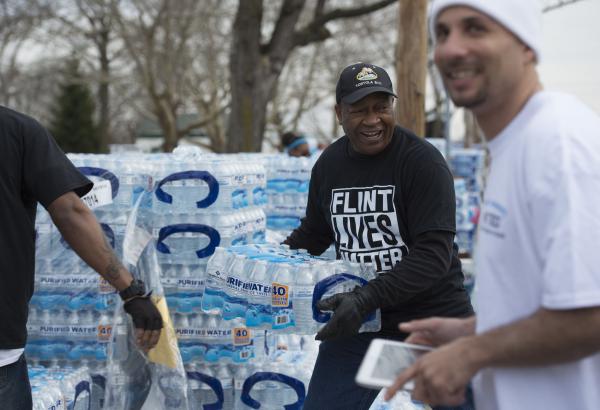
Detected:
left=187, top=371, right=224, bottom=410
left=156, top=223, right=221, bottom=259
left=155, top=170, right=219, bottom=208
left=241, top=372, right=305, bottom=410
left=77, top=167, right=120, bottom=199
left=73, top=380, right=91, bottom=410
left=100, top=223, right=115, bottom=249
left=312, top=273, right=375, bottom=323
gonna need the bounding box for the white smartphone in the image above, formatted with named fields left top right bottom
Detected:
left=355, top=339, right=433, bottom=390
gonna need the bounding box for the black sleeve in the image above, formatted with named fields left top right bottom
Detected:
left=22, top=118, right=92, bottom=207
left=360, top=230, right=455, bottom=311
left=283, top=163, right=334, bottom=255
left=403, top=151, right=456, bottom=239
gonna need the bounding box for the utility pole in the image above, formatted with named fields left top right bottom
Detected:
left=395, top=0, right=428, bottom=137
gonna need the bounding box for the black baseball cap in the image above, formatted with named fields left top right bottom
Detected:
left=335, top=62, right=397, bottom=104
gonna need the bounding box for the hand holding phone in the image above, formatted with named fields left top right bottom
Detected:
left=355, top=339, right=433, bottom=390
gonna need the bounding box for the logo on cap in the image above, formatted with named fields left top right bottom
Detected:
left=356, top=67, right=378, bottom=82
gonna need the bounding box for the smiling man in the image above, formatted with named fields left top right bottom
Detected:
left=384, top=1, right=600, bottom=409
left=283, top=62, right=473, bottom=410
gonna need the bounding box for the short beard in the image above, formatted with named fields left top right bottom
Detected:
left=447, top=86, right=487, bottom=109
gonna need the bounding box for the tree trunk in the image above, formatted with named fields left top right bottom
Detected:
left=155, top=98, right=179, bottom=152
left=226, top=0, right=306, bottom=153
left=395, top=0, right=428, bottom=137
left=226, top=0, right=265, bottom=153
left=97, top=23, right=111, bottom=152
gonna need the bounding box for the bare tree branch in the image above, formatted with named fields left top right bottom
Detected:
left=543, top=0, right=586, bottom=13
left=293, top=0, right=397, bottom=47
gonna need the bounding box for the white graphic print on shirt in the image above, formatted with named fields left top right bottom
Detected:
left=330, top=185, right=408, bottom=271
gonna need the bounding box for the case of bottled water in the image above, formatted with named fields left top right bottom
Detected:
left=201, top=244, right=381, bottom=336
left=264, top=154, right=314, bottom=234
left=30, top=365, right=92, bottom=410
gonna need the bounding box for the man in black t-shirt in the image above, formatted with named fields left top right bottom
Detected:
left=0, top=106, right=163, bottom=409
left=284, top=62, right=473, bottom=410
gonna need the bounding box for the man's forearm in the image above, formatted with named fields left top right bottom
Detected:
left=48, top=192, right=133, bottom=291
left=363, top=230, right=456, bottom=310
left=464, top=306, right=600, bottom=370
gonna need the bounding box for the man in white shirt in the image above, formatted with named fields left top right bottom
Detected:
left=384, top=1, right=600, bottom=409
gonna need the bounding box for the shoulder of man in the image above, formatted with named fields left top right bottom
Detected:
left=0, top=105, right=49, bottom=138
left=391, top=125, right=447, bottom=165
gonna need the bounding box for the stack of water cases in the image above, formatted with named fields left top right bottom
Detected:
left=194, top=243, right=381, bottom=409
left=264, top=154, right=314, bottom=234
left=147, top=148, right=265, bottom=409
left=449, top=148, right=486, bottom=255
left=28, top=154, right=152, bottom=371
left=29, top=365, right=92, bottom=410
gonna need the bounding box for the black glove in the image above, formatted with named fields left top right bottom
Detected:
left=315, top=286, right=375, bottom=341
left=123, top=295, right=163, bottom=331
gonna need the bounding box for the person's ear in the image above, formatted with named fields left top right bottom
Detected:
left=335, top=104, right=343, bottom=124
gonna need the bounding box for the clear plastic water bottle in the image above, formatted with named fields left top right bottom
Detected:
left=216, top=364, right=234, bottom=410
left=271, top=263, right=296, bottom=332
left=234, top=365, right=252, bottom=410
left=197, top=364, right=216, bottom=408
left=252, top=329, right=266, bottom=363
left=245, top=260, right=272, bottom=329
left=202, top=247, right=231, bottom=314
left=222, top=255, right=249, bottom=321
left=293, top=263, right=318, bottom=335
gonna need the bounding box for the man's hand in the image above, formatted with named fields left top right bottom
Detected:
left=384, top=337, right=479, bottom=405
left=315, top=288, right=370, bottom=341
left=400, top=316, right=476, bottom=347
left=123, top=296, right=163, bottom=352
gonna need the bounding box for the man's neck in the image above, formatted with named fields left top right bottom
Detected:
left=475, top=73, right=543, bottom=140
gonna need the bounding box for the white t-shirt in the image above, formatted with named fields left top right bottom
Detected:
left=473, top=91, right=600, bottom=410
left=0, top=348, right=24, bottom=367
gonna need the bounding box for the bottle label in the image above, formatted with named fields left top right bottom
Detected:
left=232, top=327, right=251, bottom=346
left=272, top=282, right=295, bottom=330
left=274, top=313, right=291, bottom=326
left=175, top=326, right=232, bottom=340
left=226, top=276, right=245, bottom=292
left=37, top=274, right=99, bottom=289
left=238, top=349, right=252, bottom=361
left=176, top=278, right=205, bottom=291
left=35, top=324, right=97, bottom=338
left=97, top=324, right=113, bottom=343
left=243, top=281, right=271, bottom=297
left=272, top=283, right=290, bottom=307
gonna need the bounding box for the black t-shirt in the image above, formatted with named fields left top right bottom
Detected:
left=0, top=106, right=92, bottom=349
left=286, top=126, right=473, bottom=333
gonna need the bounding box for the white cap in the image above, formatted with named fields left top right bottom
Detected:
left=429, top=0, right=543, bottom=61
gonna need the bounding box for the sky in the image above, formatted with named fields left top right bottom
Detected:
left=539, top=0, right=600, bottom=114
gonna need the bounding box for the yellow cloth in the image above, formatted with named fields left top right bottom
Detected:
left=147, top=296, right=180, bottom=369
